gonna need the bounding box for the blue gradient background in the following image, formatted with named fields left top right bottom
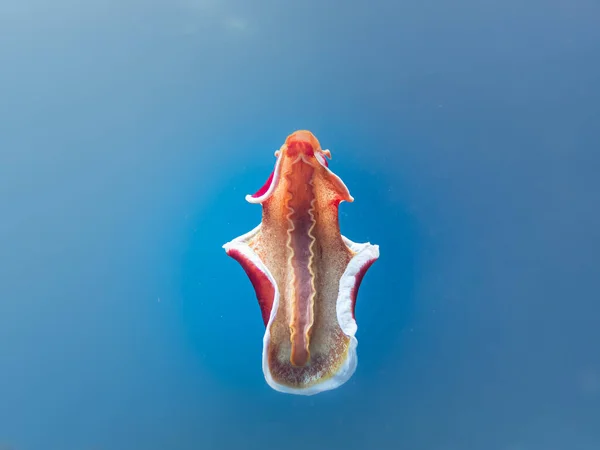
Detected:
left=1, top=1, right=599, bottom=449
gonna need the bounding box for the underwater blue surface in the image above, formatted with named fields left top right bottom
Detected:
left=1, top=1, right=599, bottom=449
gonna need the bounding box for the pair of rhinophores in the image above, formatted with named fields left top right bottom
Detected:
left=223, top=130, right=379, bottom=396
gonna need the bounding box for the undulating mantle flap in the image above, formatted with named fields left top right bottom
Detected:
left=222, top=130, right=380, bottom=395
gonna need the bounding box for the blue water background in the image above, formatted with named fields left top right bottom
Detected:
left=1, top=1, right=599, bottom=449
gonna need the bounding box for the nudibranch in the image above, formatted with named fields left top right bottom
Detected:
left=223, top=130, right=379, bottom=395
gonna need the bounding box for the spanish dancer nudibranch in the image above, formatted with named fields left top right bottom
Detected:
left=223, top=130, right=379, bottom=395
